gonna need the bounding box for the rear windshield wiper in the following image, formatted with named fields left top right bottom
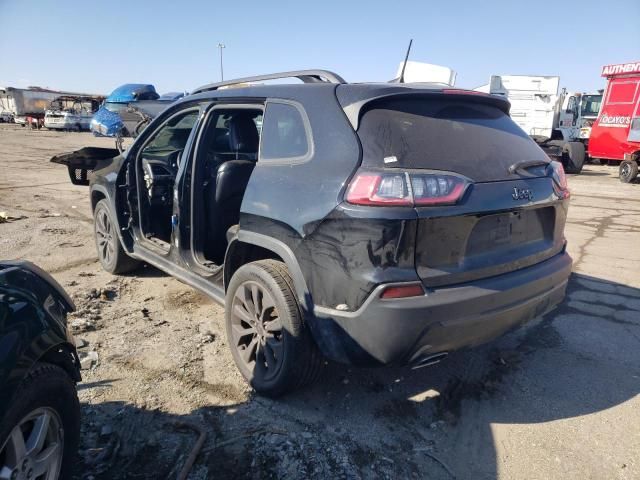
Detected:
left=508, top=160, right=550, bottom=177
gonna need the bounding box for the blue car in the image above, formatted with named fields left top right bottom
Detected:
left=90, top=84, right=160, bottom=137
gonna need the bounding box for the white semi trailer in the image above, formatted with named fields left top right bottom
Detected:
left=475, top=75, right=603, bottom=173
left=0, top=87, right=104, bottom=128
left=0, top=87, right=64, bottom=125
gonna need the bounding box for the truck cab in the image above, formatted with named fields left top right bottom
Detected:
left=557, top=91, right=602, bottom=145
left=588, top=61, right=640, bottom=182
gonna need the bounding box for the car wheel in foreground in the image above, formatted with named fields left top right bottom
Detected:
left=619, top=160, right=639, bottom=183
left=225, top=260, right=323, bottom=397
left=93, top=199, right=140, bottom=274
left=0, top=363, right=80, bottom=480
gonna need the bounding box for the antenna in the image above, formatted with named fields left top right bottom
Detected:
left=399, top=39, right=413, bottom=83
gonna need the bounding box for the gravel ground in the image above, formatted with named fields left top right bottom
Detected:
left=1, top=123, right=638, bottom=480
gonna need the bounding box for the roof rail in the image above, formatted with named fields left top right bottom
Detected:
left=192, top=70, right=346, bottom=94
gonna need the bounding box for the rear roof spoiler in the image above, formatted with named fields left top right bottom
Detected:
left=338, top=88, right=511, bottom=130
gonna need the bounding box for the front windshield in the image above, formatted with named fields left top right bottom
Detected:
left=104, top=102, right=126, bottom=113
left=580, top=95, right=602, bottom=117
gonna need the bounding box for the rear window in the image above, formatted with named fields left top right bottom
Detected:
left=357, top=97, right=548, bottom=182
left=260, top=102, right=310, bottom=161
left=607, top=81, right=638, bottom=104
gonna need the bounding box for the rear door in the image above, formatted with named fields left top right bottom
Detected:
left=356, top=95, right=567, bottom=287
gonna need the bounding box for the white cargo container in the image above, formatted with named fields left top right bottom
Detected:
left=487, top=75, right=560, bottom=139
left=478, top=75, right=602, bottom=144
left=0, top=87, right=104, bottom=126
left=0, top=87, right=61, bottom=118
left=475, top=75, right=603, bottom=174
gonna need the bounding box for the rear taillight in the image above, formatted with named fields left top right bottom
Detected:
left=345, top=173, right=412, bottom=206
left=410, top=174, right=468, bottom=205
left=549, top=161, right=570, bottom=198
left=346, top=171, right=469, bottom=207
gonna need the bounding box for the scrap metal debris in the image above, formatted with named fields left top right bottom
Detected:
left=79, top=350, right=99, bottom=370
left=172, top=422, right=207, bottom=480
left=0, top=211, right=27, bottom=223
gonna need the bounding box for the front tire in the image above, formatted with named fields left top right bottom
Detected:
left=619, top=160, right=639, bottom=183
left=93, top=199, right=140, bottom=274
left=0, top=363, right=80, bottom=480
left=225, top=260, right=323, bottom=397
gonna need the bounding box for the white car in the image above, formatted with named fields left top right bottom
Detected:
left=44, top=96, right=101, bottom=131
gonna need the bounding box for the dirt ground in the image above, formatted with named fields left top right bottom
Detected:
left=1, top=123, right=639, bottom=480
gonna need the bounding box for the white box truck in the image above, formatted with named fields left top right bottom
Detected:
left=476, top=75, right=602, bottom=173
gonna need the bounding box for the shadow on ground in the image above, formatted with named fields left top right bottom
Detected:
left=73, top=273, right=640, bottom=479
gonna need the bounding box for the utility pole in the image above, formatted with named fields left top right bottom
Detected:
left=217, top=43, right=226, bottom=81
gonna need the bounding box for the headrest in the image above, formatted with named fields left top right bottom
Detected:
left=228, top=115, right=259, bottom=153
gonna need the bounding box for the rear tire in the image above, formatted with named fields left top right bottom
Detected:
left=619, top=160, right=639, bottom=183
left=0, top=363, right=80, bottom=480
left=93, top=199, right=140, bottom=274
left=225, top=260, right=323, bottom=397
left=563, top=142, right=585, bottom=174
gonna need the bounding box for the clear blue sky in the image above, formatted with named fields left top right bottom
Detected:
left=0, top=0, right=637, bottom=95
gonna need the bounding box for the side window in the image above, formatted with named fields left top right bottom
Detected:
left=142, top=110, right=199, bottom=158
left=198, top=108, right=263, bottom=165
left=607, top=81, right=638, bottom=104
left=260, top=102, right=310, bottom=161
left=566, top=96, right=577, bottom=114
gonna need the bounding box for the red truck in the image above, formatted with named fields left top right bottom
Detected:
left=588, top=61, right=640, bottom=182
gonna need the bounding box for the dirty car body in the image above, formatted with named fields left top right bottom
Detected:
left=0, top=260, right=80, bottom=412
left=52, top=70, right=572, bottom=392
left=0, top=260, right=82, bottom=478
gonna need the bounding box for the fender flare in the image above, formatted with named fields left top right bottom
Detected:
left=90, top=184, right=133, bottom=252
left=225, top=230, right=313, bottom=315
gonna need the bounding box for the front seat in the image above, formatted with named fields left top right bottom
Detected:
left=204, top=115, right=259, bottom=263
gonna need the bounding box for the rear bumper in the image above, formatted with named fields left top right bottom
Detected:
left=311, top=252, right=572, bottom=366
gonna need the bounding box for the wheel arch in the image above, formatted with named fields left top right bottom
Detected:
left=39, top=342, right=82, bottom=382
left=90, top=188, right=107, bottom=211
left=91, top=185, right=135, bottom=252
left=224, top=231, right=313, bottom=314
left=551, top=129, right=567, bottom=141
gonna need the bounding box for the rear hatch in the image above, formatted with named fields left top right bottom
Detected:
left=354, top=94, right=568, bottom=287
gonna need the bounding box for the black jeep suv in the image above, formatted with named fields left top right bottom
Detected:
left=53, top=70, right=572, bottom=396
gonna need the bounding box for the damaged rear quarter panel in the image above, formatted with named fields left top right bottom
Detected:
left=296, top=204, right=420, bottom=311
